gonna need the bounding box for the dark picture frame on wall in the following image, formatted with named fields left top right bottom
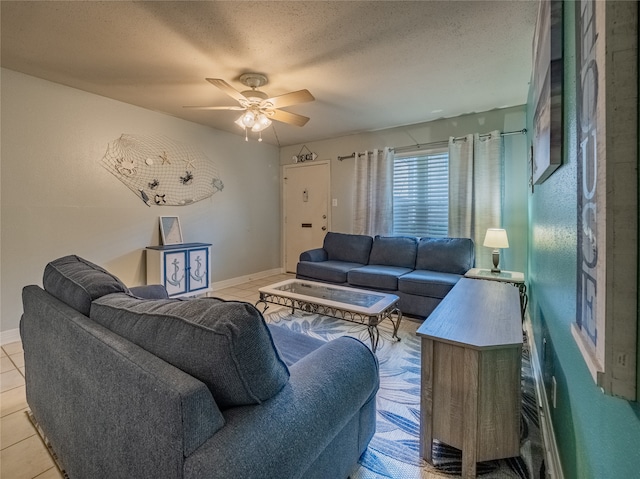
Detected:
left=531, top=0, right=563, bottom=186
left=573, top=0, right=604, bottom=389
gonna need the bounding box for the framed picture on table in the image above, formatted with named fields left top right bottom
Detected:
left=159, top=216, right=183, bottom=245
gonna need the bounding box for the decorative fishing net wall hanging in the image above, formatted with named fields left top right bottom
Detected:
left=100, top=134, right=224, bottom=206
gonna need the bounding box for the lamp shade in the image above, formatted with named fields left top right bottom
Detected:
left=483, top=228, right=509, bottom=249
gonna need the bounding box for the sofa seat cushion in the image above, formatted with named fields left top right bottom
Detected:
left=415, top=237, right=475, bottom=274
left=324, top=232, right=373, bottom=264
left=297, top=260, right=364, bottom=284
left=90, top=294, right=290, bottom=409
left=369, top=236, right=417, bottom=268
left=348, top=265, right=413, bottom=291
left=43, top=255, right=129, bottom=316
left=398, top=270, right=462, bottom=299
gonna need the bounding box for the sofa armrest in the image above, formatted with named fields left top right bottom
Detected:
left=184, top=336, right=379, bottom=479
left=299, top=248, right=328, bottom=262
left=129, top=284, right=169, bottom=299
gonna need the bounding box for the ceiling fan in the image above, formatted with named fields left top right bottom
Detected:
left=184, top=73, right=315, bottom=141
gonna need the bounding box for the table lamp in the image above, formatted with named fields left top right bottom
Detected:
left=483, top=228, right=509, bottom=273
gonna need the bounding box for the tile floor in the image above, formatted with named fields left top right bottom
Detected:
left=0, top=273, right=293, bottom=479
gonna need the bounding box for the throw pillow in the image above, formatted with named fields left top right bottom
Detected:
left=43, top=255, right=129, bottom=316
left=415, top=237, right=475, bottom=274
left=369, top=236, right=417, bottom=268
left=324, top=232, right=373, bottom=264
left=90, top=294, right=290, bottom=409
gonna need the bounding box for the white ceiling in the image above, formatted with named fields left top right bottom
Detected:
left=0, top=1, right=538, bottom=146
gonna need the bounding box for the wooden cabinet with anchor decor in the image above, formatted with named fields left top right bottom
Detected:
left=146, top=243, right=212, bottom=297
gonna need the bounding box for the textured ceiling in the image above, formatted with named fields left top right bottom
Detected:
left=1, top=1, right=538, bottom=146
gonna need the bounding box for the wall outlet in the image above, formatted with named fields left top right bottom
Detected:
left=551, top=376, right=557, bottom=408
left=616, top=352, right=627, bottom=368
left=332, top=198, right=338, bottom=207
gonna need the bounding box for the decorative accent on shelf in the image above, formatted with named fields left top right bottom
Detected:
left=159, top=216, right=183, bottom=245
left=483, top=228, right=509, bottom=273
left=100, top=134, right=224, bottom=206
left=292, top=145, right=317, bottom=163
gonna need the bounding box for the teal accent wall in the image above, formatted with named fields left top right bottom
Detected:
left=527, top=3, right=640, bottom=479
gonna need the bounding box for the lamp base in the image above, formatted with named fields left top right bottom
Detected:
left=491, top=250, right=501, bottom=273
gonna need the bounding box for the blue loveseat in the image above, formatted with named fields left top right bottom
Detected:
left=20, top=255, right=379, bottom=479
left=297, top=232, right=475, bottom=318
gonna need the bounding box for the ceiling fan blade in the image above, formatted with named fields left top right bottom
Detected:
left=183, top=105, right=246, bottom=110
left=263, top=89, right=315, bottom=109
left=206, top=78, right=247, bottom=103
left=270, top=109, right=310, bottom=127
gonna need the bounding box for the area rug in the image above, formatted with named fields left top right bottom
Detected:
left=264, top=308, right=545, bottom=479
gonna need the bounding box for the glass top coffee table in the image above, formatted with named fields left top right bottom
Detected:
left=256, top=279, right=402, bottom=352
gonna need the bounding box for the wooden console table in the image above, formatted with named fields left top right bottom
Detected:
left=416, top=278, right=522, bottom=478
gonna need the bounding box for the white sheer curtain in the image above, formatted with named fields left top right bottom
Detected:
left=353, top=147, right=393, bottom=236
left=448, top=131, right=503, bottom=269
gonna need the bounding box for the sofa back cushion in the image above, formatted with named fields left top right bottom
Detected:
left=323, top=232, right=373, bottom=265
left=369, top=236, right=417, bottom=268
left=43, top=255, right=129, bottom=316
left=90, top=294, right=290, bottom=409
left=415, top=237, right=475, bottom=274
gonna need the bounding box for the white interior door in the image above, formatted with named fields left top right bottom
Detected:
left=283, top=161, right=330, bottom=273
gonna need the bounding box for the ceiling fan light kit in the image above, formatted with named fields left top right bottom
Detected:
left=184, top=72, right=314, bottom=142
left=235, top=110, right=273, bottom=142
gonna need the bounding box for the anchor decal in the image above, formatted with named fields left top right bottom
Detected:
left=190, top=255, right=206, bottom=285
left=166, top=258, right=184, bottom=287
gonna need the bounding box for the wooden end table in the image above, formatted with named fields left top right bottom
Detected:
left=464, top=268, right=527, bottom=321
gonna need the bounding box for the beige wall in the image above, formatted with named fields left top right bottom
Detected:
left=279, top=106, right=529, bottom=274
left=1, top=69, right=529, bottom=336
left=1, top=68, right=281, bottom=333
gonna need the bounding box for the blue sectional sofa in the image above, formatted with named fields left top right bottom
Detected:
left=20, top=255, right=379, bottom=479
left=297, top=232, right=475, bottom=318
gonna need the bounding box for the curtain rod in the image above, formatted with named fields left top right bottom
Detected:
left=337, top=128, right=527, bottom=161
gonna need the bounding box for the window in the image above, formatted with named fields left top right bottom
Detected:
left=392, top=148, right=449, bottom=237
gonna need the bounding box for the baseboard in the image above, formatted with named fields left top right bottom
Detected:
left=210, top=267, right=285, bottom=292
left=524, top=318, right=564, bottom=479
left=1, top=328, right=21, bottom=346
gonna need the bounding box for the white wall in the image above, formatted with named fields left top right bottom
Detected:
left=279, top=106, right=529, bottom=274
left=1, top=68, right=281, bottom=333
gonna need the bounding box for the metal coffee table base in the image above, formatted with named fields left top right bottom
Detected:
left=256, top=293, right=402, bottom=352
